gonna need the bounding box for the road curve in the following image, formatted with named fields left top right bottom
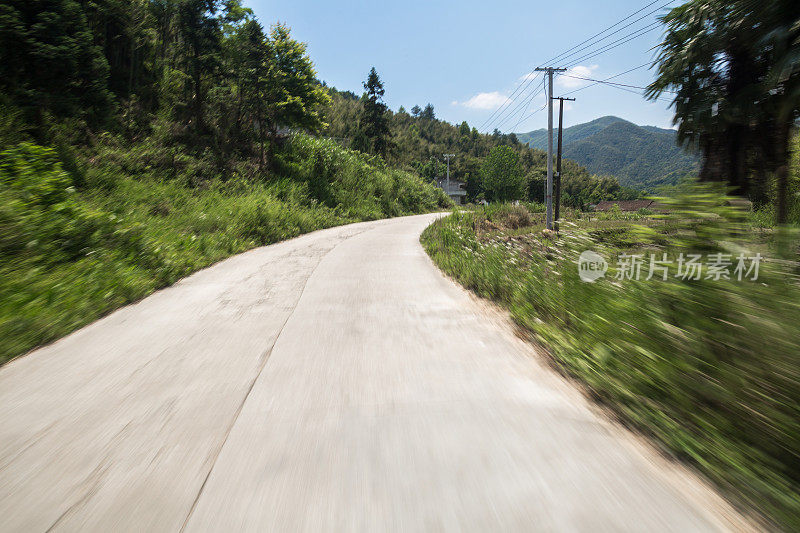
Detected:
left=0, top=213, right=746, bottom=532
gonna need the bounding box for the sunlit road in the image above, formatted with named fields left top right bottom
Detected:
left=0, top=213, right=747, bottom=532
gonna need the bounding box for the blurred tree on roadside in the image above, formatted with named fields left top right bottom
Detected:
left=648, top=0, right=800, bottom=224
left=481, top=145, right=525, bottom=201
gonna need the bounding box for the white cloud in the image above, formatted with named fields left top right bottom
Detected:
left=557, top=64, right=599, bottom=89
left=455, top=91, right=510, bottom=110
left=518, top=72, right=537, bottom=82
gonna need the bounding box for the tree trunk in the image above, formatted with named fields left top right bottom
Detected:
left=729, top=124, right=747, bottom=196
left=259, top=129, right=265, bottom=170
left=699, top=134, right=725, bottom=182
left=774, top=119, right=792, bottom=225
left=776, top=165, right=788, bottom=224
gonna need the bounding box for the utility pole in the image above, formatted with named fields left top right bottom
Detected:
left=535, top=67, right=565, bottom=230
left=554, top=96, right=575, bottom=229
left=443, top=154, right=455, bottom=194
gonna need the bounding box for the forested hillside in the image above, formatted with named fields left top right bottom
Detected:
left=516, top=116, right=623, bottom=149
left=517, top=116, right=699, bottom=191
left=323, top=88, right=639, bottom=207
left=0, top=0, right=448, bottom=363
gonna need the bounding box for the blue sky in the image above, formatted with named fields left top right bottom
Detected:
left=247, top=0, right=678, bottom=133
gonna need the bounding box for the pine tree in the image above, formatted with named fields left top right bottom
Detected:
left=359, top=67, right=391, bottom=156
left=236, top=19, right=269, bottom=166
left=177, top=0, right=223, bottom=134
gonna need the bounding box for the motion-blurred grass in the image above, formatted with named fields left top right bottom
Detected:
left=422, top=195, right=799, bottom=529
left=0, top=135, right=449, bottom=364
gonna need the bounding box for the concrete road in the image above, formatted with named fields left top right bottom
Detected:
left=0, top=213, right=748, bottom=532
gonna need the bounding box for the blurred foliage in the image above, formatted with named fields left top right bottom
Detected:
left=481, top=146, right=525, bottom=202
left=648, top=0, right=800, bottom=222
left=422, top=186, right=800, bottom=529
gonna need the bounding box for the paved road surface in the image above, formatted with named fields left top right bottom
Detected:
left=0, top=214, right=747, bottom=532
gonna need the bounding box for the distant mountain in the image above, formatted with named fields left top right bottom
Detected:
left=516, top=116, right=621, bottom=151
left=516, top=116, right=698, bottom=191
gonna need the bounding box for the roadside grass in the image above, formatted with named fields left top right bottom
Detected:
left=0, top=135, right=450, bottom=364
left=421, top=190, right=800, bottom=530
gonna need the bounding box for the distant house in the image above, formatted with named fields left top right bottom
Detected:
left=593, top=199, right=656, bottom=212
left=434, top=178, right=467, bottom=205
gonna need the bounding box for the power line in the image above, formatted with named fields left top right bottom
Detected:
left=508, top=63, right=667, bottom=133
left=483, top=0, right=675, bottom=133
left=563, top=22, right=662, bottom=68
left=546, top=1, right=675, bottom=67
left=481, top=0, right=673, bottom=132
left=558, top=73, right=677, bottom=93
left=507, top=74, right=549, bottom=132
left=499, top=82, right=545, bottom=132
left=538, top=0, right=664, bottom=67
left=486, top=26, right=653, bottom=132
left=477, top=71, right=542, bottom=131
left=480, top=73, right=542, bottom=131
left=493, top=82, right=547, bottom=131
left=556, top=72, right=673, bottom=102
left=511, top=101, right=547, bottom=134
left=561, top=63, right=650, bottom=95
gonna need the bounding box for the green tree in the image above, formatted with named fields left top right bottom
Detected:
left=358, top=67, right=391, bottom=156
left=410, top=105, right=421, bottom=117
left=82, top=0, right=154, bottom=104
left=177, top=0, right=223, bottom=134
left=234, top=19, right=269, bottom=166
left=421, top=103, right=435, bottom=120
left=647, top=0, right=800, bottom=223
left=465, top=172, right=483, bottom=202
left=414, top=159, right=444, bottom=180
left=481, top=145, right=525, bottom=201
left=219, top=0, right=253, bottom=35
left=265, top=23, right=329, bottom=136
left=0, top=0, right=113, bottom=126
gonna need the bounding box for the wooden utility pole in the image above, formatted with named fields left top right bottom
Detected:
left=554, top=96, right=575, bottom=229
left=535, top=67, right=566, bottom=230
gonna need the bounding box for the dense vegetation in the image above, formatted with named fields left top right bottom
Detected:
left=0, top=0, right=449, bottom=363
left=422, top=194, right=799, bottom=529
left=322, top=87, right=640, bottom=207
left=517, top=116, right=699, bottom=191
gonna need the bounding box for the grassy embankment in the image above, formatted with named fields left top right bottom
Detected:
left=421, top=196, right=799, bottom=529
left=0, top=134, right=450, bottom=364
